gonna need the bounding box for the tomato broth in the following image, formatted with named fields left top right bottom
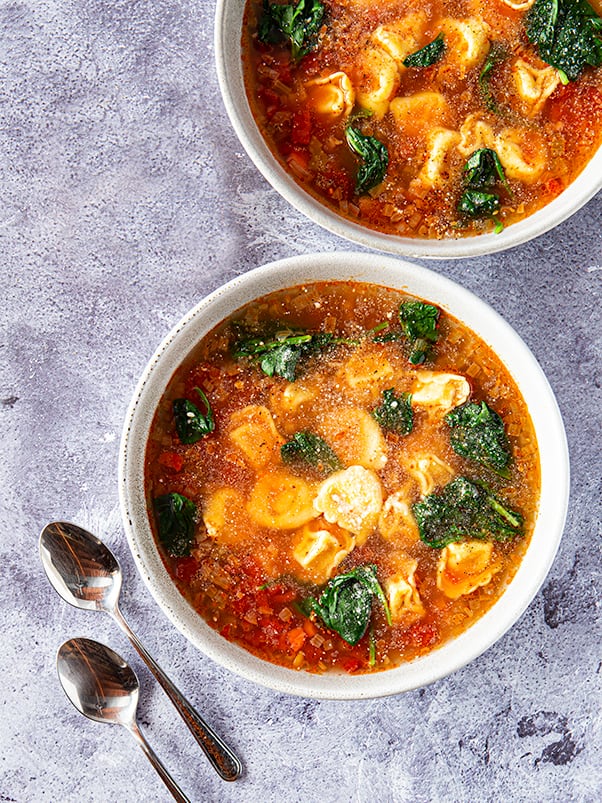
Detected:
left=242, top=0, right=602, bottom=238
left=145, top=282, right=540, bottom=674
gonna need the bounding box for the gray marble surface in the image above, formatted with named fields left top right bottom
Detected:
left=1, top=1, right=601, bottom=801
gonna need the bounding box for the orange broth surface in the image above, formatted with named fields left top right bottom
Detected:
left=241, top=0, right=602, bottom=238
left=145, top=282, right=540, bottom=675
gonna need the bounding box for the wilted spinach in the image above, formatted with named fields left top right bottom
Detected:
left=445, top=400, right=511, bottom=477
left=153, top=492, right=197, bottom=557
left=173, top=387, right=214, bottom=444
left=403, top=33, right=445, bottom=68
left=398, top=301, right=440, bottom=365
left=372, top=388, right=413, bottom=435
left=345, top=124, right=389, bottom=195
left=307, top=565, right=392, bottom=646
left=525, top=0, right=602, bottom=83
left=232, top=327, right=336, bottom=381
left=457, top=148, right=509, bottom=228
left=258, top=0, right=325, bottom=61
left=281, top=431, right=342, bottom=473
left=479, top=42, right=507, bottom=112
left=412, top=477, right=523, bottom=549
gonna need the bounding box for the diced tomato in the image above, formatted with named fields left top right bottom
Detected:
left=287, top=627, right=306, bottom=653
left=291, top=109, right=312, bottom=146
left=286, top=148, right=310, bottom=174
left=158, top=451, right=184, bottom=471
left=545, top=177, right=563, bottom=197
left=407, top=621, right=439, bottom=648
left=175, top=556, right=198, bottom=584
left=342, top=657, right=363, bottom=673
left=302, top=618, right=317, bottom=638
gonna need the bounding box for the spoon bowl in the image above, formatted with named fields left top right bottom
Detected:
left=57, top=637, right=140, bottom=727
left=40, top=522, right=121, bottom=612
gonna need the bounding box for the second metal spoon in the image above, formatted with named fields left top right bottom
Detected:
left=40, top=521, right=242, bottom=782
left=57, top=637, right=189, bottom=803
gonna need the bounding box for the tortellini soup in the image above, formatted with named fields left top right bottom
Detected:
left=241, top=0, right=602, bottom=237
left=145, top=281, right=540, bottom=674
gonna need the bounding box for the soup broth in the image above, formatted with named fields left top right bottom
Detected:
left=242, top=0, right=602, bottom=238
left=145, top=282, right=540, bottom=674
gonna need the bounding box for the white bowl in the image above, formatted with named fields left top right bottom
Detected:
left=119, top=252, right=569, bottom=699
left=214, top=0, right=602, bottom=259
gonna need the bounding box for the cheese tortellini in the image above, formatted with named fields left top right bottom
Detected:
left=247, top=471, right=318, bottom=530
left=314, top=465, right=383, bottom=544
left=411, top=371, right=471, bottom=413
left=385, top=556, right=425, bottom=625
left=404, top=453, right=455, bottom=498
left=438, top=18, right=490, bottom=74
left=512, top=59, right=561, bottom=117
left=390, top=91, right=451, bottom=139
left=371, top=12, right=427, bottom=68
left=317, top=407, right=387, bottom=471
left=353, top=47, right=400, bottom=119
left=378, top=490, right=420, bottom=545
left=228, top=405, right=284, bottom=469
left=203, top=487, right=250, bottom=545
left=306, top=71, right=355, bottom=118
left=292, top=519, right=355, bottom=583
left=437, top=541, right=500, bottom=599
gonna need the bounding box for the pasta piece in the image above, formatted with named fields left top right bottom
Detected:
left=404, top=453, right=455, bottom=497
left=203, top=487, right=250, bottom=545
left=390, top=91, right=450, bottom=139
left=353, top=46, right=400, bottom=119
left=457, top=113, right=495, bottom=157
left=228, top=405, right=285, bottom=469
left=498, top=0, right=535, bottom=8
left=338, top=345, right=395, bottom=402
left=495, top=127, right=547, bottom=183
left=378, top=489, right=420, bottom=545
left=385, top=556, right=425, bottom=625
left=269, top=382, right=316, bottom=433
left=437, top=540, right=500, bottom=599
left=306, top=71, right=355, bottom=118
left=411, top=371, right=470, bottom=413
left=439, top=18, right=490, bottom=73
left=292, top=519, right=355, bottom=583
left=317, top=407, right=387, bottom=470
left=247, top=471, right=318, bottom=530
left=414, top=128, right=461, bottom=189
left=512, top=58, right=561, bottom=117
left=371, top=12, right=427, bottom=67
left=314, top=465, right=383, bottom=544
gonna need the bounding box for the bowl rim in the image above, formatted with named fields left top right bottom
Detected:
left=119, top=251, right=570, bottom=699
left=214, top=0, right=602, bottom=260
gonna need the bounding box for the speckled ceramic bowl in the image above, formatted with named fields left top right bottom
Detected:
left=119, top=252, right=569, bottom=699
left=214, top=0, right=602, bottom=259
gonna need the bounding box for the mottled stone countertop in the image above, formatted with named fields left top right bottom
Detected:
left=1, top=1, right=600, bottom=801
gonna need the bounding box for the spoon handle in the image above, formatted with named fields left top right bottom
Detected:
left=111, top=607, right=242, bottom=782
left=128, top=721, right=190, bottom=803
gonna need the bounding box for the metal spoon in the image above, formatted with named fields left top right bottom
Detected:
left=57, top=637, right=189, bottom=802
left=40, top=521, right=242, bottom=782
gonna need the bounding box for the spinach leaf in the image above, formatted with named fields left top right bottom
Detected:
left=457, top=149, right=509, bottom=225
left=345, top=125, right=389, bottom=195
left=372, top=388, right=413, bottom=435
left=281, top=431, right=342, bottom=473
left=445, top=401, right=511, bottom=477
left=403, top=32, right=445, bottom=68
left=309, top=565, right=392, bottom=646
left=479, top=42, right=507, bottom=112
left=457, top=189, right=500, bottom=218
left=233, top=328, right=334, bottom=381
left=173, top=387, right=214, bottom=444
left=412, top=477, right=523, bottom=549
left=398, top=301, right=440, bottom=365
left=153, top=492, right=197, bottom=557
left=258, top=0, right=325, bottom=61
left=526, top=0, right=602, bottom=82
